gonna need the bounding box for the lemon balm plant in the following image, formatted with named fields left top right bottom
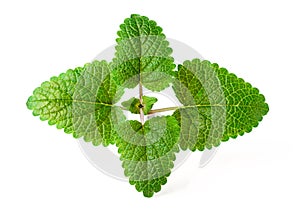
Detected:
left=26, top=14, right=269, bottom=197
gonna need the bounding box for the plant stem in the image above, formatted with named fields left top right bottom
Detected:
left=148, top=106, right=179, bottom=114
left=139, top=78, right=144, bottom=124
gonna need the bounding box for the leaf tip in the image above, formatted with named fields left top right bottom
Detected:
left=143, top=190, right=154, bottom=198
left=26, top=96, right=34, bottom=110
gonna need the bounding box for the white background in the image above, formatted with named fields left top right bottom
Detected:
left=1, top=0, right=299, bottom=214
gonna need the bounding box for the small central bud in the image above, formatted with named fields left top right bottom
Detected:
left=121, top=95, right=158, bottom=115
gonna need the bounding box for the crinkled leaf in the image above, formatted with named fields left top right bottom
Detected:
left=111, top=14, right=175, bottom=91
left=173, top=59, right=269, bottom=151
left=27, top=60, right=125, bottom=146
left=116, top=116, right=180, bottom=197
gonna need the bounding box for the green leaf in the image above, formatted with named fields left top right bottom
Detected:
left=115, top=116, right=180, bottom=197
left=26, top=14, right=269, bottom=198
left=111, top=14, right=175, bottom=91
left=172, top=59, right=269, bottom=151
left=121, top=95, right=158, bottom=115
left=26, top=60, right=125, bottom=146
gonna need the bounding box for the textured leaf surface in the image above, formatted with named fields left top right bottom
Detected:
left=27, top=60, right=125, bottom=146
left=173, top=59, right=269, bottom=151
left=26, top=14, right=269, bottom=198
left=116, top=116, right=180, bottom=197
left=111, top=14, right=175, bottom=91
